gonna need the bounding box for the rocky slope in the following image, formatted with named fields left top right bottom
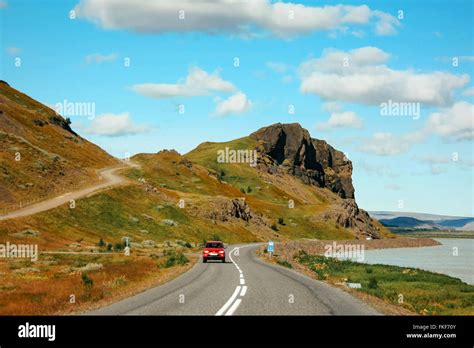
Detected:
left=0, top=81, right=118, bottom=209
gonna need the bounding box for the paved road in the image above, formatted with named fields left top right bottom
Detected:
left=88, top=244, right=379, bottom=315
left=0, top=160, right=137, bottom=221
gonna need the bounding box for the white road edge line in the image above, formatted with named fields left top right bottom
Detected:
left=225, top=299, right=242, bottom=316
left=240, top=286, right=248, bottom=296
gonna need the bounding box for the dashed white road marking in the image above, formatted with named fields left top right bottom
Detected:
left=240, top=278, right=245, bottom=285
left=240, top=274, right=244, bottom=278
left=240, top=286, right=248, bottom=296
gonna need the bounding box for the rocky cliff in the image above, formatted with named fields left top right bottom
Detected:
left=250, top=123, right=382, bottom=238
left=250, top=123, right=354, bottom=199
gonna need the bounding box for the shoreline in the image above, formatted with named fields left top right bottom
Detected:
left=274, top=237, right=441, bottom=257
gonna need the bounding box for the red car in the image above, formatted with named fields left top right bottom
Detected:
left=203, top=241, right=226, bottom=263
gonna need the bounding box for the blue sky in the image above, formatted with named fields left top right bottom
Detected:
left=1, top=0, right=473, bottom=216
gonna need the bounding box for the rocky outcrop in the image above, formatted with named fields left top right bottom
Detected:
left=250, top=123, right=382, bottom=238
left=250, top=123, right=354, bottom=199
left=322, top=200, right=382, bottom=239
left=48, top=115, right=77, bottom=136
left=204, top=198, right=266, bottom=225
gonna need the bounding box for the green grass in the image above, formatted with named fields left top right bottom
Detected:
left=0, top=184, right=259, bottom=247
left=186, top=137, right=290, bottom=203
left=294, top=250, right=474, bottom=315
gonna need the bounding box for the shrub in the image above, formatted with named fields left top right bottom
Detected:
left=114, top=242, right=124, bottom=251
left=246, top=186, right=252, bottom=193
left=218, top=169, right=226, bottom=181
left=162, top=251, right=189, bottom=268
left=365, top=267, right=373, bottom=274
left=211, top=234, right=221, bottom=241
left=107, top=243, right=113, bottom=251
left=98, top=238, right=106, bottom=247
left=368, top=277, right=378, bottom=289
left=81, top=273, right=93, bottom=288
left=271, top=224, right=278, bottom=231
left=240, top=187, right=246, bottom=193
left=277, top=259, right=293, bottom=268
left=277, top=217, right=285, bottom=225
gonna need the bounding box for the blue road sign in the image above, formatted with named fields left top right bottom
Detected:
left=267, top=241, right=274, bottom=253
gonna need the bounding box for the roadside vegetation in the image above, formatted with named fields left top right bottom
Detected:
left=290, top=250, right=474, bottom=315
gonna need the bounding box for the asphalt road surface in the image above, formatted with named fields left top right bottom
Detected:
left=88, top=244, right=379, bottom=315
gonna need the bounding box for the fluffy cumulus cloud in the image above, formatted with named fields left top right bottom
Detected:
left=85, top=112, right=148, bottom=137
left=357, top=101, right=473, bottom=156
left=214, top=91, right=252, bottom=116
left=424, top=101, right=474, bottom=141
left=299, top=47, right=469, bottom=106
left=132, top=67, right=236, bottom=99
left=85, top=53, right=117, bottom=64
left=316, top=110, right=363, bottom=131
left=74, top=0, right=400, bottom=38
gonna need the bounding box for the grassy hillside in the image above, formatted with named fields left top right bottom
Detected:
left=0, top=82, right=118, bottom=210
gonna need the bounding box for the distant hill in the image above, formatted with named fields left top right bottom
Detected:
left=370, top=211, right=474, bottom=231
left=0, top=81, right=118, bottom=209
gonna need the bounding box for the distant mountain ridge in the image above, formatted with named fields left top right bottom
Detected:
left=370, top=211, right=474, bottom=231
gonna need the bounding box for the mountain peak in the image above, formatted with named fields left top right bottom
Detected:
left=250, top=122, right=354, bottom=199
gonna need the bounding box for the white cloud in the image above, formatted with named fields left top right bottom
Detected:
left=85, top=112, right=149, bottom=137
left=358, top=132, right=417, bottom=156
left=316, top=111, right=363, bottom=131
left=74, top=0, right=400, bottom=38
left=356, top=101, right=473, bottom=156
left=214, top=91, right=252, bottom=116
left=6, top=47, right=21, bottom=55
left=85, top=53, right=117, bottom=64
left=132, top=66, right=236, bottom=99
left=424, top=101, right=474, bottom=141
left=462, top=86, right=474, bottom=96
left=299, top=46, right=469, bottom=106
left=373, top=10, right=399, bottom=35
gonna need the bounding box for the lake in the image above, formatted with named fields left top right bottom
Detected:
left=352, top=238, right=474, bottom=285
